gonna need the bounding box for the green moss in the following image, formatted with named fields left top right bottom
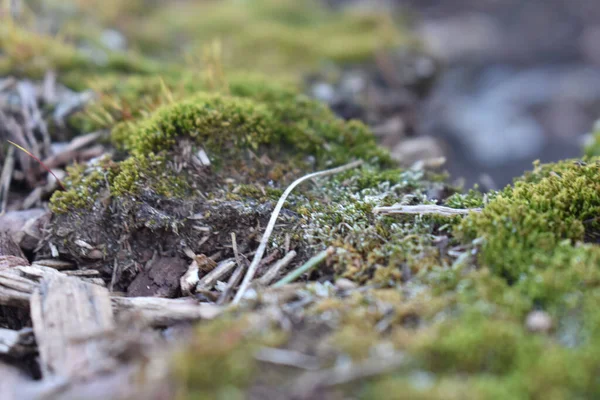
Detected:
left=111, top=153, right=190, bottom=198
left=50, top=153, right=189, bottom=213
left=49, top=158, right=116, bottom=213
left=444, top=187, right=486, bottom=209
left=68, top=72, right=209, bottom=132
left=124, top=0, right=407, bottom=75
left=456, top=159, right=600, bottom=287
left=234, top=184, right=284, bottom=203
left=297, top=165, right=450, bottom=285
left=112, top=93, right=275, bottom=157
left=0, top=22, right=161, bottom=82
left=362, top=376, right=489, bottom=400
left=414, top=312, right=533, bottom=375
left=173, top=315, right=286, bottom=400
left=106, top=77, right=388, bottom=169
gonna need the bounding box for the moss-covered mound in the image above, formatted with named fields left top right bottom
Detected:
left=173, top=158, right=600, bottom=399
left=5, top=1, right=600, bottom=399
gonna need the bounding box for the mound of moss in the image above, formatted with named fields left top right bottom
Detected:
left=7, top=1, right=600, bottom=398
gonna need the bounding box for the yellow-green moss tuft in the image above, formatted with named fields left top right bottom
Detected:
left=173, top=315, right=286, bottom=400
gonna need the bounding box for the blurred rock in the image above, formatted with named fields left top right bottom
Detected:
left=526, top=310, right=553, bottom=334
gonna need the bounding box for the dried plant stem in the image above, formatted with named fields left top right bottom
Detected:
left=232, top=160, right=363, bottom=304
left=272, top=248, right=331, bottom=288
left=218, top=263, right=245, bottom=305
left=218, top=233, right=246, bottom=304
left=259, top=250, right=297, bottom=286
left=7, top=140, right=65, bottom=190
left=373, top=204, right=482, bottom=217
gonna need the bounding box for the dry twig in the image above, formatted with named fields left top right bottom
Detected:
left=373, top=204, right=482, bottom=216
left=258, top=250, right=297, bottom=286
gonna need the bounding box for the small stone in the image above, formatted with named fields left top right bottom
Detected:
left=87, top=249, right=104, bottom=260
left=525, top=311, right=553, bottom=333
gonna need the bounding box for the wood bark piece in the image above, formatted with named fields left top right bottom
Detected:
left=0, top=232, right=28, bottom=271
left=30, top=274, right=115, bottom=380
left=0, top=327, right=35, bottom=357
left=0, top=265, right=222, bottom=326
left=0, top=269, right=36, bottom=307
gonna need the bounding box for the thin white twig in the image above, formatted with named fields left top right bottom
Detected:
left=218, top=233, right=246, bottom=304
left=373, top=204, right=482, bottom=217
left=232, top=160, right=364, bottom=304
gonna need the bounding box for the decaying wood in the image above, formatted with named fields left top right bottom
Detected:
left=42, top=130, right=107, bottom=169
left=30, top=274, right=115, bottom=380
left=0, top=269, right=36, bottom=307
left=0, top=361, right=53, bottom=400
left=373, top=204, right=482, bottom=216
left=0, top=232, right=28, bottom=270
left=0, top=264, right=223, bottom=326
left=22, top=272, right=175, bottom=400
left=0, top=327, right=35, bottom=357
left=112, top=296, right=222, bottom=326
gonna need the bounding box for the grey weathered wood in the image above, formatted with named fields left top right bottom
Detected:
left=0, top=269, right=35, bottom=307
left=0, top=327, right=35, bottom=357
left=30, top=274, right=115, bottom=380
left=0, top=265, right=222, bottom=327
left=0, top=231, right=28, bottom=271
left=112, top=296, right=222, bottom=326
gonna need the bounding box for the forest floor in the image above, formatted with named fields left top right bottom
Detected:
left=1, top=1, right=600, bottom=399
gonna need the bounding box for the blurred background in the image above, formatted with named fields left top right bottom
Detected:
left=4, top=0, right=600, bottom=189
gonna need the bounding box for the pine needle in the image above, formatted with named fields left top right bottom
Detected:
left=7, top=140, right=66, bottom=190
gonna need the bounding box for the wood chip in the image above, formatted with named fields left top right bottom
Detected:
left=30, top=274, right=115, bottom=380
left=196, top=259, right=236, bottom=291
left=0, top=327, right=35, bottom=357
